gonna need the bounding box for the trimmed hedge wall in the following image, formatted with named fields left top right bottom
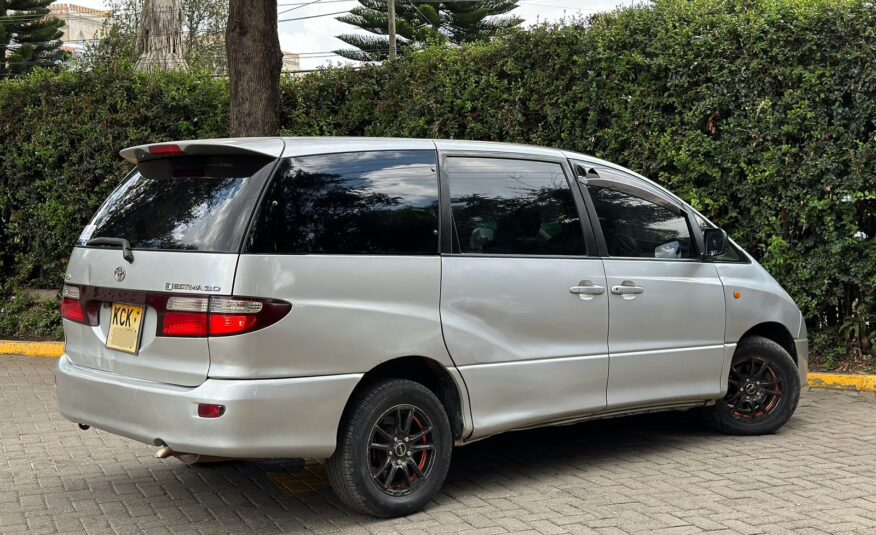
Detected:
left=1, top=0, right=874, bottom=363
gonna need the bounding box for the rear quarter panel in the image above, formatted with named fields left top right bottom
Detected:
left=210, top=255, right=454, bottom=378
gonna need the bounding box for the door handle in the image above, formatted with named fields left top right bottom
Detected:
left=570, top=282, right=605, bottom=296
left=611, top=281, right=644, bottom=295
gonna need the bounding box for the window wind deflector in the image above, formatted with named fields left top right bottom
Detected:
left=576, top=167, right=600, bottom=183
left=87, top=237, right=134, bottom=264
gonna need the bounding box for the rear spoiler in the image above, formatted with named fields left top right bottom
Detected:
left=120, top=138, right=286, bottom=164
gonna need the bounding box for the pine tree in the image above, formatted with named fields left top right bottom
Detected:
left=334, top=0, right=521, bottom=62
left=0, top=0, right=65, bottom=77
left=443, top=1, right=521, bottom=44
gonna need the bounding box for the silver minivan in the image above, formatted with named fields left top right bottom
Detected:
left=57, top=137, right=808, bottom=517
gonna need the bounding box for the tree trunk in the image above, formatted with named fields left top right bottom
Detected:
left=136, top=0, right=187, bottom=72
left=226, top=0, right=282, bottom=137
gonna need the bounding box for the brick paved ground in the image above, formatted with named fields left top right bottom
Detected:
left=2, top=355, right=875, bottom=535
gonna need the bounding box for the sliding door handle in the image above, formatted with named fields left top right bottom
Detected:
left=570, top=282, right=605, bottom=296
left=611, top=281, right=644, bottom=295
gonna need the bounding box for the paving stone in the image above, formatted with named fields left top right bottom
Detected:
left=2, top=355, right=876, bottom=534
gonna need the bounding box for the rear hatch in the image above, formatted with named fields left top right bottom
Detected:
left=62, top=139, right=283, bottom=386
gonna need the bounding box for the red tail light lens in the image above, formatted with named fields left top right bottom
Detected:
left=61, top=298, right=86, bottom=323
left=209, top=314, right=258, bottom=336
left=61, top=285, right=99, bottom=325
left=152, top=295, right=290, bottom=337
left=162, top=312, right=209, bottom=337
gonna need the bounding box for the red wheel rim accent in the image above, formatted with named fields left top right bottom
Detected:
left=412, top=415, right=429, bottom=474
left=724, top=357, right=784, bottom=421
left=366, top=404, right=436, bottom=497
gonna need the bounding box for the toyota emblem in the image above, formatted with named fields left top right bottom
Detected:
left=113, top=266, right=126, bottom=282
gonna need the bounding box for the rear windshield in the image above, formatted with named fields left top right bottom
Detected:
left=78, top=155, right=275, bottom=252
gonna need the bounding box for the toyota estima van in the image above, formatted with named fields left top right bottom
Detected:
left=57, top=137, right=808, bottom=517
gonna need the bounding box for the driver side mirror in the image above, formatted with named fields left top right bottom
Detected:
left=703, top=228, right=728, bottom=259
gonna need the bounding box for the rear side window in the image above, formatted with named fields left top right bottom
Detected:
left=446, top=157, right=587, bottom=255
left=247, top=150, right=439, bottom=255
left=79, top=155, right=275, bottom=252
left=588, top=185, right=695, bottom=259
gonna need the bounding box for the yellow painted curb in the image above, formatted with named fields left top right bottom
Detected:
left=808, top=373, right=876, bottom=393
left=0, top=340, right=64, bottom=358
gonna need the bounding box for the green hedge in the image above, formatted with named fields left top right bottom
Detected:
left=0, top=68, right=229, bottom=288
left=1, top=0, right=874, bottom=364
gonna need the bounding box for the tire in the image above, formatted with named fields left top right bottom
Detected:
left=704, top=335, right=800, bottom=435
left=326, top=378, right=452, bottom=518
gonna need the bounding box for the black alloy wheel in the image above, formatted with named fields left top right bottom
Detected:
left=704, top=335, right=800, bottom=435
left=327, top=378, right=452, bottom=517
left=367, top=404, right=436, bottom=496
left=724, top=356, right=784, bottom=420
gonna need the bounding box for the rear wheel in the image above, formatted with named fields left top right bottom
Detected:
left=704, top=335, right=800, bottom=435
left=326, top=379, right=452, bottom=517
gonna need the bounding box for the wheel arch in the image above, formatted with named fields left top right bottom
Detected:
left=343, top=356, right=467, bottom=441
left=739, top=322, right=797, bottom=366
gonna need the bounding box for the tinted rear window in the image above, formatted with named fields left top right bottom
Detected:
left=78, top=155, right=275, bottom=252
left=247, top=150, right=439, bottom=255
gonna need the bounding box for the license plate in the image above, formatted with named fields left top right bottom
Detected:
left=106, top=303, right=145, bottom=354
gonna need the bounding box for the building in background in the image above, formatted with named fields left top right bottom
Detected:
left=282, top=52, right=300, bottom=74
left=50, top=3, right=110, bottom=58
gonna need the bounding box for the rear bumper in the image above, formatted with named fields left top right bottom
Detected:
left=55, top=355, right=361, bottom=458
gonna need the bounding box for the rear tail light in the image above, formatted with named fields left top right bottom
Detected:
left=62, top=285, right=80, bottom=300
left=162, top=312, right=209, bottom=337
left=166, top=296, right=208, bottom=312
left=61, top=284, right=99, bottom=325
left=209, top=298, right=263, bottom=314
left=61, top=298, right=86, bottom=323
left=152, top=294, right=290, bottom=338
left=209, top=314, right=259, bottom=336
left=60, top=285, right=288, bottom=337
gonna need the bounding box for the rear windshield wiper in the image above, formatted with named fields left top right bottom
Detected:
left=87, top=237, right=134, bottom=264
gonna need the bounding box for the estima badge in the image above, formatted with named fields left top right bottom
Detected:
left=113, top=266, right=126, bottom=282
left=164, top=282, right=221, bottom=292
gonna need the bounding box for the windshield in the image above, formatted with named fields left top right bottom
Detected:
left=78, top=155, right=275, bottom=252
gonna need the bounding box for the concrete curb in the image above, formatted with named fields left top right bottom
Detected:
left=2, top=341, right=874, bottom=392
left=0, top=340, right=65, bottom=358
left=808, top=373, right=876, bottom=393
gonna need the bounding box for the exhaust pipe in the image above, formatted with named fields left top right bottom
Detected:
left=77, top=423, right=90, bottom=431
left=154, top=446, right=174, bottom=459
left=154, top=446, right=234, bottom=465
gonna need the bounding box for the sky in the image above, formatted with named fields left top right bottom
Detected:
left=61, top=0, right=639, bottom=70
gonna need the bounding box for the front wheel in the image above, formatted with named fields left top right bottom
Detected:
left=326, top=378, right=452, bottom=517
left=704, top=335, right=800, bottom=435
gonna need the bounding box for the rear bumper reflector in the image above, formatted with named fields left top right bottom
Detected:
left=197, top=404, right=226, bottom=418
